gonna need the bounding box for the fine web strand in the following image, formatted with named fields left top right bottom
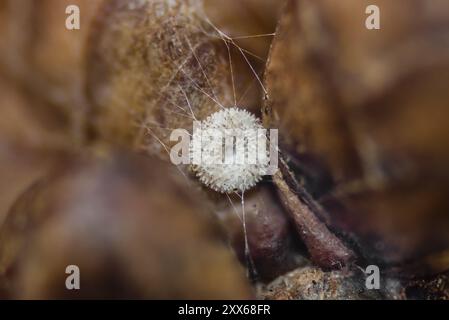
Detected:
left=230, top=32, right=276, bottom=40
left=142, top=125, right=190, bottom=182
left=225, top=193, right=243, bottom=223
left=192, top=23, right=269, bottom=63
left=202, top=16, right=269, bottom=97
left=236, top=190, right=258, bottom=280
left=173, top=25, right=227, bottom=111
left=183, top=34, right=221, bottom=106
left=218, top=29, right=238, bottom=107
left=178, top=85, right=198, bottom=121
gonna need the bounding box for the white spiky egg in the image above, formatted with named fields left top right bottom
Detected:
left=191, top=107, right=269, bottom=193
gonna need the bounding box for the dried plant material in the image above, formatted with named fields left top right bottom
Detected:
left=0, top=0, right=103, bottom=144
left=403, top=272, right=449, bottom=300
left=0, top=76, right=70, bottom=226
left=0, top=151, right=253, bottom=299
left=265, top=0, right=449, bottom=275
left=0, top=78, right=69, bottom=151
left=273, top=169, right=354, bottom=269
left=0, top=0, right=34, bottom=79
left=28, top=0, right=101, bottom=98
left=258, top=266, right=381, bottom=300
left=0, top=149, right=64, bottom=229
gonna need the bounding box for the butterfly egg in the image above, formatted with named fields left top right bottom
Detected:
left=191, top=107, right=270, bottom=194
